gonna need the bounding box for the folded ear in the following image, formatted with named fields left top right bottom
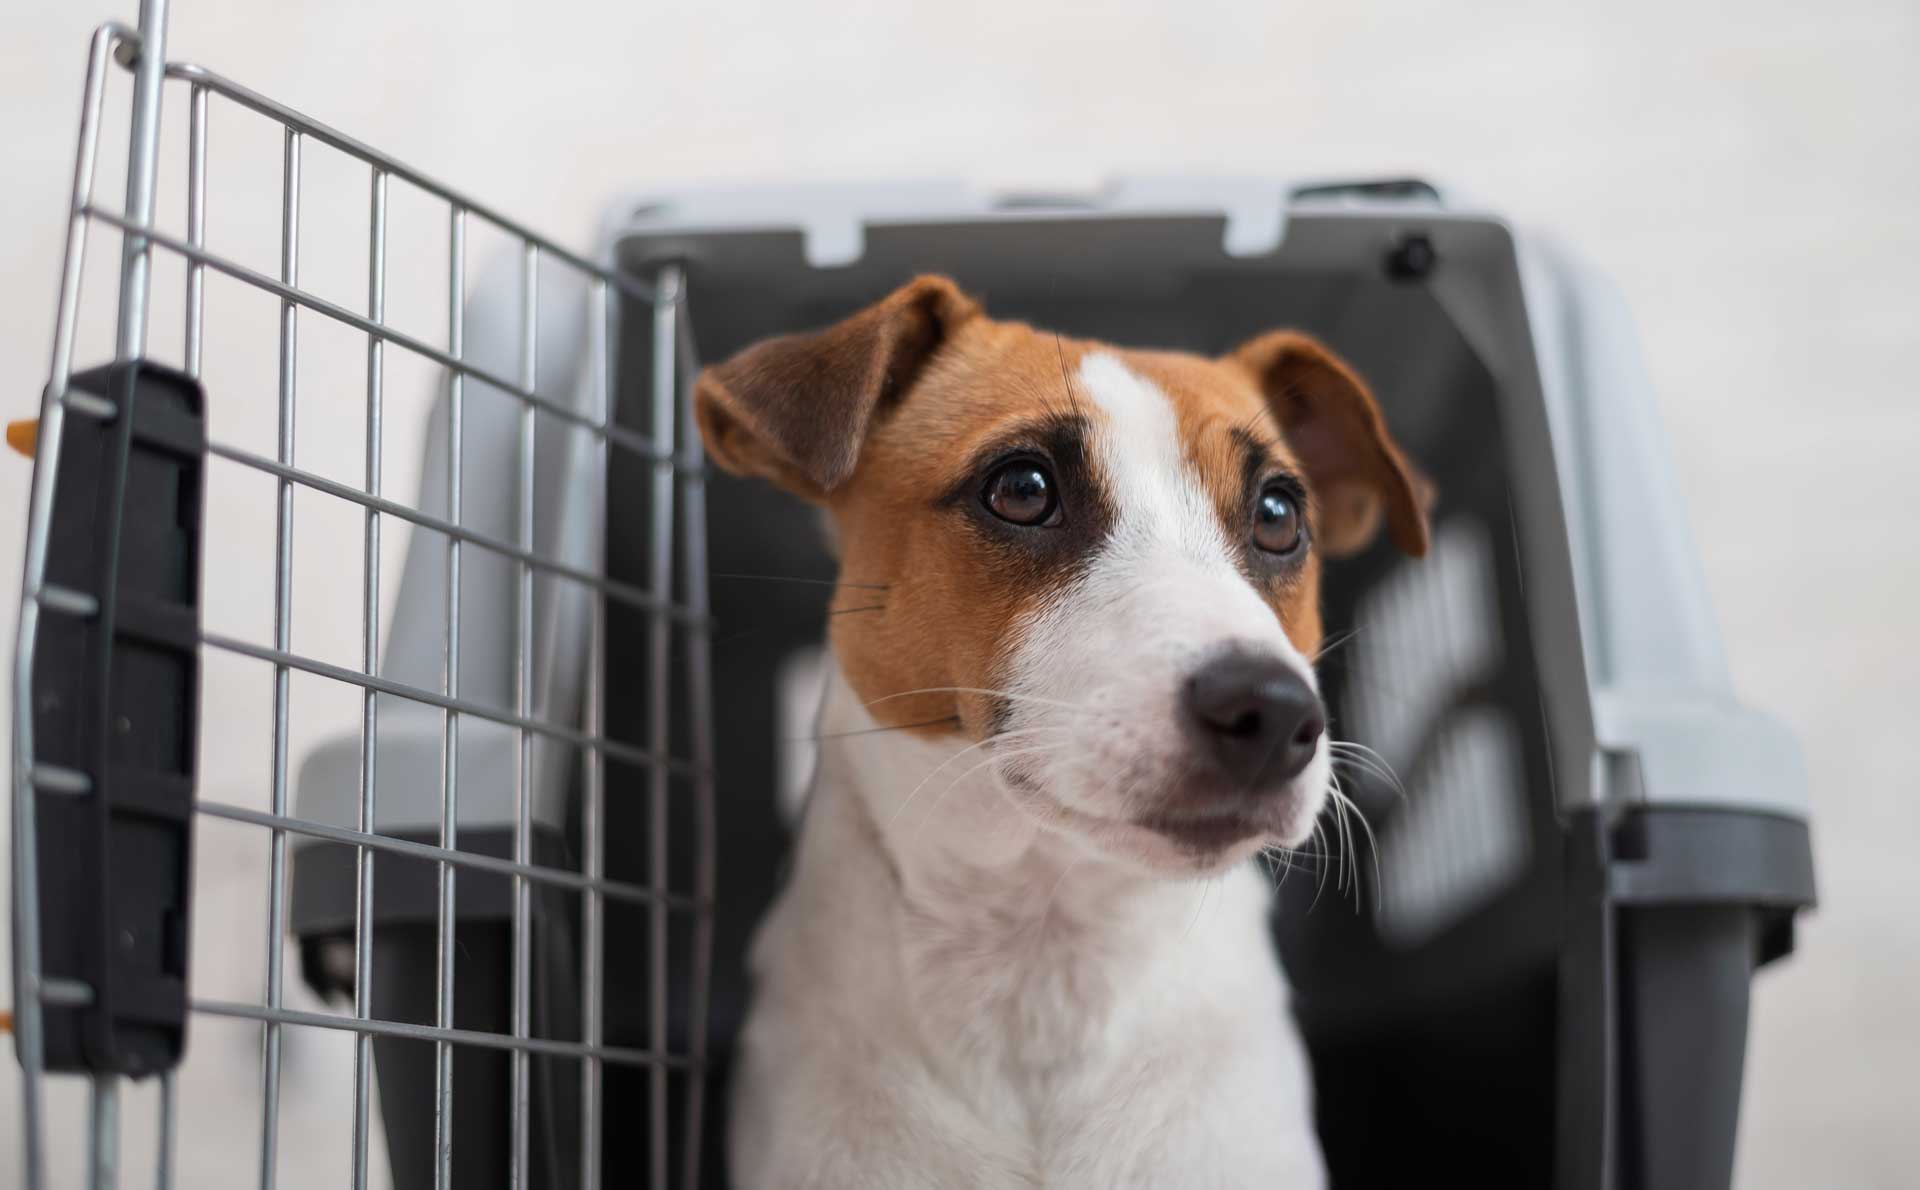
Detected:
left=1229, top=331, right=1432, bottom=558
left=692, top=275, right=981, bottom=501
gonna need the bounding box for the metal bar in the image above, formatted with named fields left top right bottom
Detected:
left=510, top=241, right=538, bottom=1190
left=258, top=124, right=302, bottom=1190
left=579, top=275, right=611, bottom=1190
left=12, top=30, right=137, bottom=1190
left=434, top=204, right=468, bottom=1190
left=162, top=62, right=656, bottom=303
left=191, top=1000, right=698, bottom=1071
left=77, top=206, right=680, bottom=467
left=88, top=1075, right=121, bottom=1190
left=646, top=265, right=683, bottom=1190
left=350, top=165, right=388, bottom=1190
left=169, top=71, right=204, bottom=1190
left=194, top=800, right=704, bottom=910
left=197, top=632, right=706, bottom=779
left=37, top=583, right=100, bottom=617
left=60, top=389, right=119, bottom=421
left=183, top=83, right=206, bottom=376
left=204, top=441, right=707, bottom=625
left=113, top=0, right=168, bottom=362
left=32, top=762, right=94, bottom=795
left=42, top=976, right=98, bottom=1007
left=154, top=1072, right=175, bottom=1190
left=676, top=298, right=719, bottom=1190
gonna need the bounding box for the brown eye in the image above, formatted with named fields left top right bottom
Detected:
left=1253, top=484, right=1303, bottom=554
left=983, top=460, right=1058, bottom=526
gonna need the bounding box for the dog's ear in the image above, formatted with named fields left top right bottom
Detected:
left=1229, top=330, right=1432, bottom=558
left=693, top=275, right=981, bottom=501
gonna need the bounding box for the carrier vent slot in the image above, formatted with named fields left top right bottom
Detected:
left=1342, top=519, right=1528, bottom=944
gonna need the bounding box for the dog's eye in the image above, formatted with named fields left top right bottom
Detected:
left=1253, top=484, right=1304, bottom=554
left=982, top=460, right=1058, bottom=526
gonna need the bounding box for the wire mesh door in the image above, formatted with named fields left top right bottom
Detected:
left=10, top=3, right=717, bottom=1187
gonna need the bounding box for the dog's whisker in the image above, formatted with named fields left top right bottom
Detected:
left=1311, top=627, right=1363, bottom=665
left=884, top=728, right=1066, bottom=831
left=1260, top=843, right=1299, bottom=892
left=1316, top=778, right=1348, bottom=899
left=1326, top=777, right=1351, bottom=899
left=1336, top=776, right=1360, bottom=905
left=1339, top=781, right=1365, bottom=908
left=1340, top=783, right=1361, bottom=904
left=1283, top=850, right=1339, bottom=863
left=1052, top=331, right=1082, bottom=415
left=1328, top=748, right=1402, bottom=795
left=1328, top=780, right=1384, bottom=908
left=864, top=685, right=1102, bottom=716
left=1306, top=821, right=1333, bottom=913
left=710, top=571, right=890, bottom=591
left=986, top=768, right=1072, bottom=839
left=803, top=714, right=962, bottom=742
left=1325, top=744, right=1384, bottom=776
left=1325, top=776, right=1354, bottom=906
left=887, top=730, right=1070, bottom=833
left=710, top=592, right=889, bottom=650
left=1330, top=759, right=1408, bottom=821
left=1327, top=740, right=1408, bottom=803
left=907, top=741, right=1070, bottom=848
left=1180, top=875, right=1217, bottom=942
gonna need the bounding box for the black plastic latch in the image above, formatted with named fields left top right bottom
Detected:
left=29, top=359, right=206, bottom=1077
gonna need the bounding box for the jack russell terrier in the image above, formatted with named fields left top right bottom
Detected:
left=694, top=275, right=1429, bottom=1189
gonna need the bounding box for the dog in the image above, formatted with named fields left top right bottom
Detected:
left=694, top=275, right=1429, bottom=1189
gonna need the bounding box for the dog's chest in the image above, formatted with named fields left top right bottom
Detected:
left=897, top=864, right=1128, bottom=1076
left=895, top=854, right=1269, bottom=1095
left=882, top=863, right=1301, bottom=1185
left=737, top=781, right=1318, bottom=1188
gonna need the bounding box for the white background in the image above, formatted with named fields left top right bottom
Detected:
left=3, top=0, right=1917, bottom=1185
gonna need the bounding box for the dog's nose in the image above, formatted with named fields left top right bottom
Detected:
left=1184, top=653, right=1325, bottom=788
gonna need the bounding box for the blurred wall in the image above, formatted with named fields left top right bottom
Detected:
left=3, top=0, right=1916, bottom=1186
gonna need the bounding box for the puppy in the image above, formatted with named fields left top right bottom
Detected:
left=695, top=276, right=1428, bottom=1189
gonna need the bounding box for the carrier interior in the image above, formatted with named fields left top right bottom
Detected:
left=601, top=212, right=1565, bottom=1186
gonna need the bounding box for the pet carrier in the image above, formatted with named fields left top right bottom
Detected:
left=582, top=179, right=1817, bottom=1190
left=10, top=6, right=1815, bottom=1190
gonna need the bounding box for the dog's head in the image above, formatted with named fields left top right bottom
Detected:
left=696, top=276, right=1428, bottom=874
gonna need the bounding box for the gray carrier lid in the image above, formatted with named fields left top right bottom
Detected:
left=604, top=176, right=1807, bottom=823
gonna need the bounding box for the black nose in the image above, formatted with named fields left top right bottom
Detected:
left=1184, top=652, right=1326, bottom=788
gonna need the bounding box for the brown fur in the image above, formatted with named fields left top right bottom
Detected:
left=1118, top=349, right=1330, bottom=658
left=693, top=277, right=1427, bottom=739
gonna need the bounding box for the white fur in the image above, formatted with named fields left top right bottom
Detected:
left=730, top=353, right=1328, bottom=1188
left=997, top=353, right=1330, bottom=871
left=732, top=673, right=1324, bottom=1189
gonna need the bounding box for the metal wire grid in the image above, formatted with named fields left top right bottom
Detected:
left=9, top=3, right=718, bottom=1188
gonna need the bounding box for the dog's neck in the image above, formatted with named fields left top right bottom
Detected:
left=801, top=664, right=1272, bottom=1079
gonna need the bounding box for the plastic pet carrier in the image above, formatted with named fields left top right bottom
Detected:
left=11, top=6, right=1814, bottom=1189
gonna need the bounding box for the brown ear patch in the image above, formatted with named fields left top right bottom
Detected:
left=1229, top=331, right=1431, bottom=557
left=693, top=275, right=981, bottom=500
